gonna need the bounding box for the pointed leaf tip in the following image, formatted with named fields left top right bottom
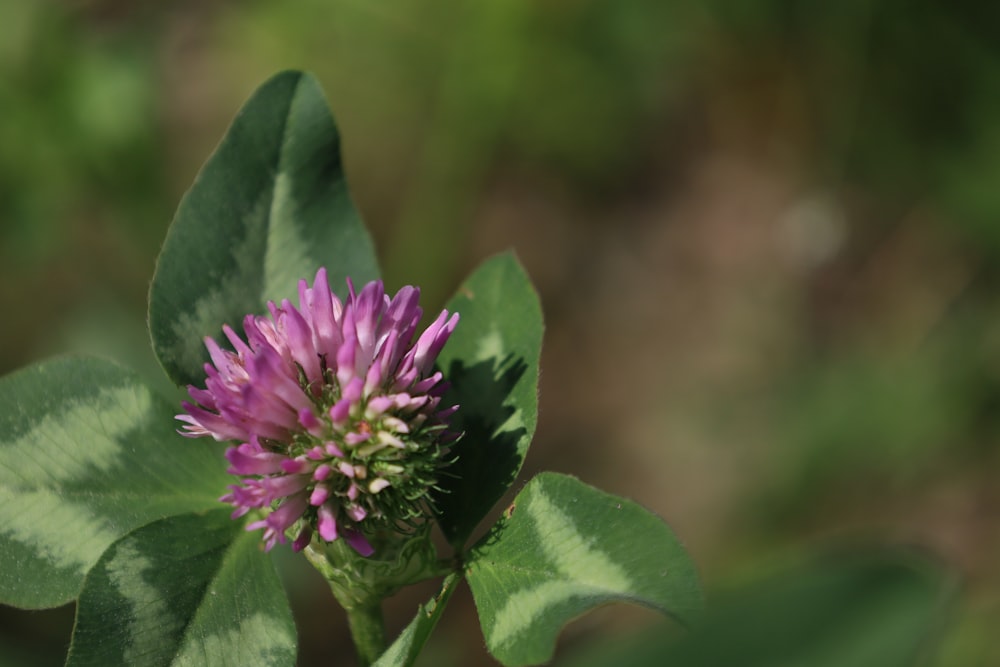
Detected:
left=149, top=70, right=379, bottom=387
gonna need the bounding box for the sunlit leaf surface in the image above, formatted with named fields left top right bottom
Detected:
left=466, top=472, right=702, bottom=666
left=68, top=509, right=296, bottom=667
left=0, top=356, right=228, bottom=608
left=149, top=70, right=378, bottom=387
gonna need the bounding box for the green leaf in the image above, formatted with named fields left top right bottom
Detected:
left=434, top=252, right=543, bottom=548
left=0, top=356, right=229, bottom=609
left=466, top=472, right=702, bottom=666
left=149, top=69, right=379, bottom=387
left=558, top=554, right=952, bottom=667
left=68, top=509, right=296, bottom=667
left=372, top=572, right=461, bottom=667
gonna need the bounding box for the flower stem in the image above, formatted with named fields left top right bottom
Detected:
left=345, top=600, right=386, bottom=667
left=303, top=531, right=448, bottom=665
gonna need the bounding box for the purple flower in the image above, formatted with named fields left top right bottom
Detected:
left=177, top=269, right=459, bottom=555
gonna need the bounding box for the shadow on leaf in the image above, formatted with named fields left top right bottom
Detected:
left=435, top=353, right=528, bottom=549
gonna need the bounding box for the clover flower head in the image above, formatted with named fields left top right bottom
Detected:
left=177, top=269, right=459, bottom=555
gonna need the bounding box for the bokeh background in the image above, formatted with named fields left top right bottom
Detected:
left=1, top=0, right=998, bottom=664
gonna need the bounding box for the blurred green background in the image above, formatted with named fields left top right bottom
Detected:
left=1, top=0, right=998, bottom=665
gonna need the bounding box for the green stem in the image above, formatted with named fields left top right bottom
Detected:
left=345, top=600, right=386, bottom=667
left=302, top=531, right=450, bottom=665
